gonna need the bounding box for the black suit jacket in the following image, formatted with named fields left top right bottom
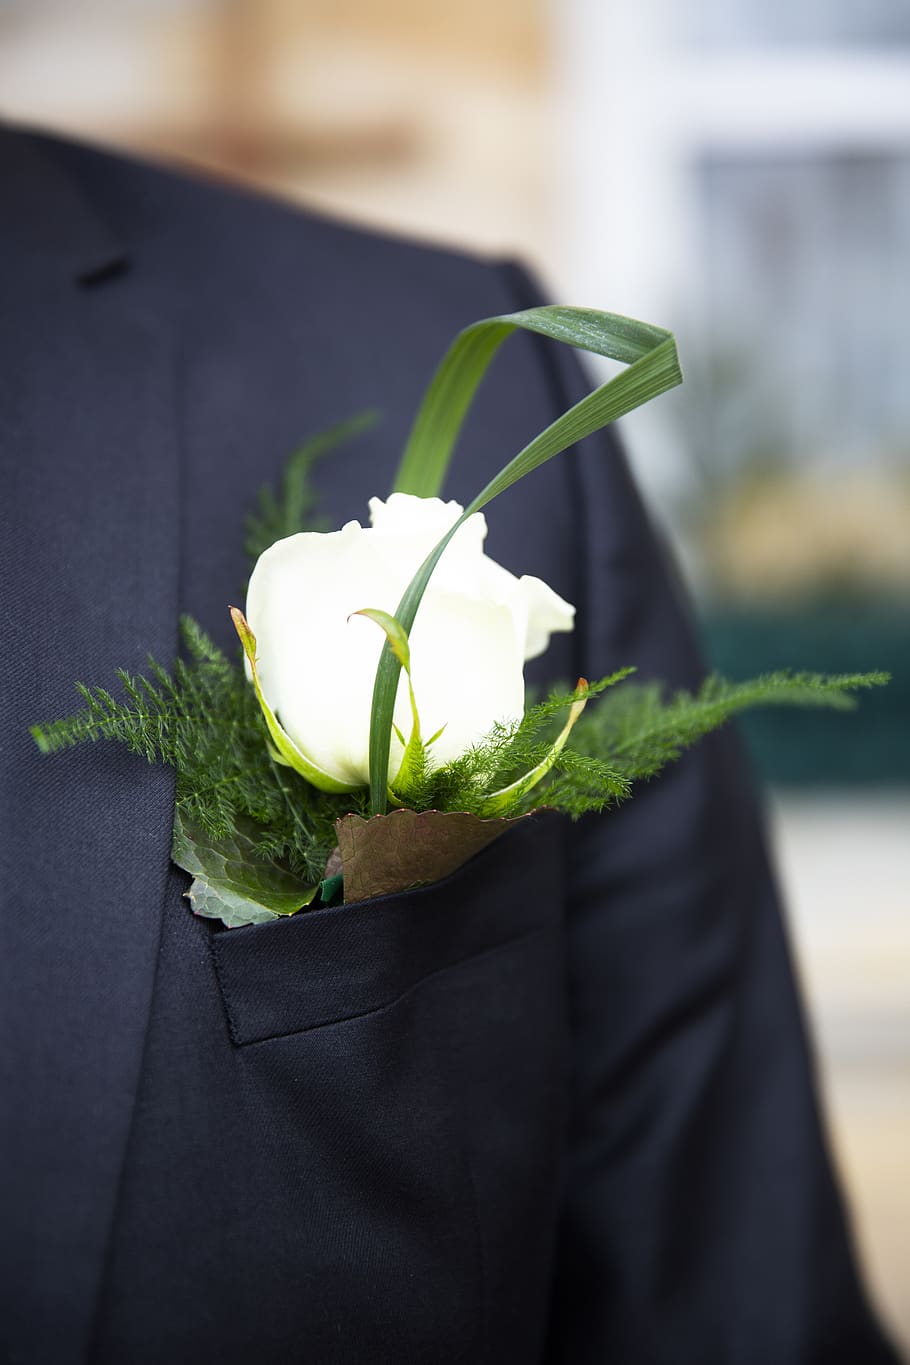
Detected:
left=0, top=126, right=899, bottom=1365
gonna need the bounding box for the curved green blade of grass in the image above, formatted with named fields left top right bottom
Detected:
left=392, top=305, right=677, bottom=499
left=370, top=306, right=682, bottom=814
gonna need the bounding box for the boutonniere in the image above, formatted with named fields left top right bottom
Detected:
left=31, top=306, right=887, bottom=926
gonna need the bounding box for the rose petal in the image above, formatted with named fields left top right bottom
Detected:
left=407, top=587, right=525, bottom=767
left=246, top=524, right=412, bottom=786
left=518, top=574, right=575, bottom=660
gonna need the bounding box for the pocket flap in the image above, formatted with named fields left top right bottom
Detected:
left=211, top=812, right=564, bottom=1045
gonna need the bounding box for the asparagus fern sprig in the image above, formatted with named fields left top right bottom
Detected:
left=31, top=630, right=888, bottom=873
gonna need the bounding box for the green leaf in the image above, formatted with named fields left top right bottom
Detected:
left=370, top=305, right=682, bottom=813
left=172, top=808, right=318, bottom=928
left=351, top=608, right=412, bottom=671
left=392, top=306, right=678, bottom=499
left=354, top=607, right=430, bottom=804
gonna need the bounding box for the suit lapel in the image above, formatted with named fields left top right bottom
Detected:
left=0, top=131, right=181, bottom=1363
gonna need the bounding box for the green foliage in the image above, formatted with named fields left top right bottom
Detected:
left=393, top=667, right=890, bottom=820
left=244, top=411, right=378, bottom=566
left=569, top=669, right=891, bottom=787
left=30, top=617, right=890, bottom=896
left=31, top=617, right=369, bottom=884
left=392, top=671, right=634, bottom=818
left=172, top=808, right=319, bottom=926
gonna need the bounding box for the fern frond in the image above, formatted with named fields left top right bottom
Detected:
left=388, top=670, right=634, bottom=818
left=573, top=669, right=891, bottom=784
left=244, top=411, right=379, bottom=565
left=29, top=616, right=368, bottom=878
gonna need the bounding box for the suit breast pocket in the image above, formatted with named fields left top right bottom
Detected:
left=206, top=812, right=570, bottom=1363
left=210, top=811, right=564, bottom=1046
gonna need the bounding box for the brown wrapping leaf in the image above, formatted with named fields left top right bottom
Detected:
left=335, top=808, right=530, bottom=903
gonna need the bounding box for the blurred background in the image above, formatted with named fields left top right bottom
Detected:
left=2, top=0, right=907, bottom=1345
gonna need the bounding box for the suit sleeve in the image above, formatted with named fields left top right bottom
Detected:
left=494, top=261, right=900, bottom=1364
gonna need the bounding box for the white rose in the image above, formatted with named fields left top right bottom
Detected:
left=244, top=492, right=574, bottom=790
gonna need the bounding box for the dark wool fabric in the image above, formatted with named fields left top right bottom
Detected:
left=0, top=125, right=900, bottom=1365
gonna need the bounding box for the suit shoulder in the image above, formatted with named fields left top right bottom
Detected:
left=29, top=127, right=512, bottom=305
